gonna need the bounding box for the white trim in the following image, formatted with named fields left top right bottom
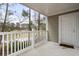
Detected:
left=46, top=17, right=48, bottom=31
left=46, top=17, right=48, bottom=42
left=58, top=16, right=62, bottom=44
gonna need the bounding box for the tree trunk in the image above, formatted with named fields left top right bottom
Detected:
left=2, top=3, right=8, bottom=32
left=0, top=3, right=8, bottom=44
left=38, top=13, right=40, bottom=30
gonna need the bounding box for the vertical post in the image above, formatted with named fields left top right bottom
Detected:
left=27, top=31, right=29, bottom=47
left=28, top=8, right=31, bottom=46
left=14, top=33, right=16, bottom=52
left=18, top=33, right=19, bottom=51
left=46, top=17, right=48, bottom=42
left=26, top=32, right=28, bottom=47
left=23, top=33, right=24, bottom=49
left=11, top=34, right=13, bottom=54
left=7, top=34, right=9, bottom=55
left=18, top=33, right=20, bottom=50
left=2, top=34, right=4, bottom=56
left=24, top=32, right=26, bottom=48
left=20, top=33, right=22, bottom=50
left=45, top=31, right=48, bottom=43
left=32, top=31, right=35, bottom=48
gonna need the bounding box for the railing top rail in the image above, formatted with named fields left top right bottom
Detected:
left=0, top=30, right=47, bottom=35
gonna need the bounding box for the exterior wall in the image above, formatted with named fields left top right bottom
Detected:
left=48, top=10, right=79, bottom=43
left=48, top=15, right=58, bottom=42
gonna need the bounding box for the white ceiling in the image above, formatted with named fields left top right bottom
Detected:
left=23, top=3, right=79, bottom=16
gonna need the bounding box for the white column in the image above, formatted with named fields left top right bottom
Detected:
left=46, top=17, right=48, bottom=42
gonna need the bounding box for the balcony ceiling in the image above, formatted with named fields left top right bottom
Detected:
left=23, top=3, right=79, bottom=16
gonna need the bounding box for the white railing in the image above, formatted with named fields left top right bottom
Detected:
left=0, top=30, right=48, bottom=56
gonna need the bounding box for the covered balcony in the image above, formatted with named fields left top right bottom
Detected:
left=0, top=3, right=79, bottom=56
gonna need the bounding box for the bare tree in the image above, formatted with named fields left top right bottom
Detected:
left=38, top=13, right=40, bottom=30
left=0, top=3, right=9, bottom=44
left=2, top=3, right=9, bottom=32
left=21, top=9, right=31, bottom=30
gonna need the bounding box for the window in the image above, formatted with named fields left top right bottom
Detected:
left=0, top=3, right=30, bottom=32
left=8, top=4, right=30, bottom=31
left=0, top=3, right=47, bottom=32
left=31, top=9, right=39, bottom=30
left=40, top=14, right=47, bottom=30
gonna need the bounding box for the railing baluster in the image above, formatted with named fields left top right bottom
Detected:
left=14, top=33, right=16, bottom=52
left=11, top=34, right=13, bottom=54
left=25, top=32, right=26, bottom=48
left=26, top=33, right=27, bottom=47
left=27, top=32, right=29, bottom=47
left=7, top=34, right=9, bottom=55
left=24, top=33, right=26, bottom=48
left=28, top=32, right=30, bottom=46
left=20, top=33, right=22, bottom=50
left=39, top=31, right=40, bottom=41
left=19, top=34, right=20, bottom=50
left=23, top=33, right=24, bottom=49
left=18, top=33, right=19, bottom=51
left=29, top=32, right=30, bottom=47
left=2, top=34, right=4, bottom=56
left=46, top=31, right=48, bottom=42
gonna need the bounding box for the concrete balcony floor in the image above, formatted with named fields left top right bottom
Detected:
left=19, top=42, right=79, bottom=56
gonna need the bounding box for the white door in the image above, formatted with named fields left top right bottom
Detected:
left=76, top=12, right=79, bottom=47
left=60, top=13, right=76, bottom=46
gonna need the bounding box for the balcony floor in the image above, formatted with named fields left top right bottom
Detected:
left=19, top=42, right=79, bottom=56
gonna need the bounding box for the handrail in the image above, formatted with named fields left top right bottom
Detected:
left=0, top=30, right=47, bottom=56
